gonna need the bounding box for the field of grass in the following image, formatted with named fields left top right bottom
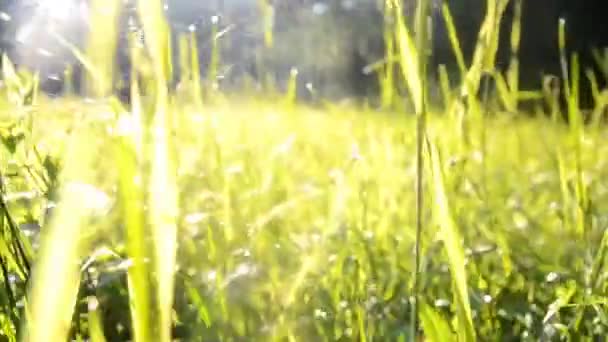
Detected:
left=0, top=0, right=608, bottom=340
left=0, top=96, right=607, bottom=340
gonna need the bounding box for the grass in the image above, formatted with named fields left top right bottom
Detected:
left=0, top=0, right=608, bottom=340
left=1, top=96, right=607, bottom=340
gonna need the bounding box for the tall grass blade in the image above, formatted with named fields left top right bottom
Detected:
left=23, top=131, right=100, bottom=341
left=591, top=48, right=608, bottom=80
left=259, top=0, right=274, bottom=48
left=208, top=16, right=220, bottom=95
left=426, top=138, right=475, bottom=342
left=136, top=1, right=180, bottom=340
left=506, top=0, right=522, bottom=112
left=568, top=55, right=588, bottom=238
left=88, top=297, right=108, bottom=342
left=438, top=64, right=453, bottom=112
left=558, top=18, right=570, bottom=99
left=419, top=302, right=455, bottom=342
left=391, top=0, right=422, bottom=112
left=463, top=0, right=510, bottom=98
left=285, top=68, right=298, bottom=107
left=381, top=1, right=396, bottom=109
left=440, top=2, right=467, bottom=78
left=190, top=30, right=204, bottom=107
left=391, top=0, right=431, bottom=337
left=113, top=107, right=152, bottom=342
left=86, top=0, right=121, bottom=96
left=493, top=71, right=515, bottom=112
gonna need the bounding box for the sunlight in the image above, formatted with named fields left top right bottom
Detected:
left=39, top=0, right=84, bottom=21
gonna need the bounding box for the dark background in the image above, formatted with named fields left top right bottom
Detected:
left=0, top=0, right=607, bottom=105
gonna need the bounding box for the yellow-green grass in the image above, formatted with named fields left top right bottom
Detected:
left=1, top=0, right=608, bottom=339
left=1, top=95, right=608, bottom=340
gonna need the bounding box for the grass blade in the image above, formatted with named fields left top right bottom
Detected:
left=507, top=0, right=522, bottom=111
left=113, top=109, right=153, bottom=342
left=88, top=297, right=108, bottom=342
left=391, top=0, right=422, bottom=112
left=440, top=2, right=467, bottom=79
left=86, top=0, right=121, bottom=96
left=136, top=1, right=180, bottom=340
left=426, top=138, right=475, bottom=342
left=23, top=131, right=100, bottom=341
left=419, top=302, right=455, bottom=342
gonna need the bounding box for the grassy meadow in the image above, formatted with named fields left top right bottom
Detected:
left=0, top=0, right=608, bottom=340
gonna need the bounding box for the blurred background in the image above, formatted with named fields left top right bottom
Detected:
left=0, top=0, right=607, bottom=104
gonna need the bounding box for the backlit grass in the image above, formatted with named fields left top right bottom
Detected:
left=1, top=96, right=607, bottom=340
left=0, top=0, right=608, bottom=340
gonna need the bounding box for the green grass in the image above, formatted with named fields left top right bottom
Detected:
left=1, top=0, right=608, bottom=340
left=1, top=97, right=608, bottom=340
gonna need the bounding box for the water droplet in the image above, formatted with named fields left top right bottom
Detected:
left=546, top=272, right=559, bottom=283
left=64, top=182, right=112, bottom=214
left=314, top=308, right=328, bottom=319
left=87, top=296, right=100, bottom=311
left=0, top=12, right=11, bottom=22
left=312, top=3, right=329, bottom=15
left=37, top=48, right=54, bottom=58
left=185, top=212, right=208, bottom=225
left=434, top=298, right=450, bottom=308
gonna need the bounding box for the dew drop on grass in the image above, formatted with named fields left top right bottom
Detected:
left=20, top=222, right=40, bottom=237
left=47, top=74, right=61, bottom=81
left=185, top=212, right=208, bottom=225
left=548, top=201, right=560, bottom=212
left=311, top=233, right=321, bottom=243
left=341, top=0, right=354, bottom=10
left=328, top=254, right=337, bottom=263
left=114, top=114, right=135, bottom=136
left=314, top=308, right=328, bottom=320
left=513, top=212, right=529, bottom=230
left=37, top=48, right=54, bottom=58
left=274, top=135, right=296, bottom=155
left=232, top=248, right=251, bottom=258
left=312, top=3, right=329, bottom=16
left=306, top=82, right=314, bottom=93
left=64, top=182, right=112, bottom=214
left=434, top=298, right=450, bottom=308
left=7, top=274, right=17, bottom=286
left=546, top=272, right=559, bottom=283
left=87, top=296, right=100, bottom=311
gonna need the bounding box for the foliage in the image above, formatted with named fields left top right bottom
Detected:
left=0, top=0, right=606, bottom=341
